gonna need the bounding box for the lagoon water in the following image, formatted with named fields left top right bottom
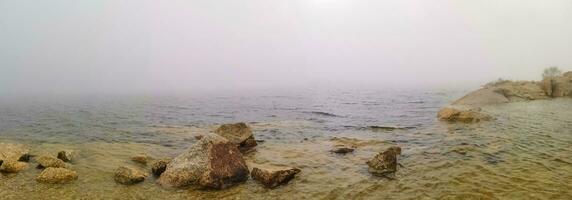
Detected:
left=1, top=88, right=571, bottom=199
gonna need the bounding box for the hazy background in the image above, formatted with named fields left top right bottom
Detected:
left=1, top=0, right=571, bottom=95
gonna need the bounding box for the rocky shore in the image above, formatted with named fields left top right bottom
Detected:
left=438, top=71, right=572, bottom=122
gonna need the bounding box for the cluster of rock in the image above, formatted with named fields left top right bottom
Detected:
left=438, top=71, right=572, bottom=123
left=112, top=123, right=301, bottom=189
left=0, top=143, right=79, bottom=184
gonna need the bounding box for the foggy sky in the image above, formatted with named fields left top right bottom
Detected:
left=1, top=0, right=572, bottom=94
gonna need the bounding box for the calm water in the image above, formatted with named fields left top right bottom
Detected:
left=0, top=88, right=571, bottom=199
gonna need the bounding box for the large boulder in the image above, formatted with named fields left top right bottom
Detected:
left=36, top=167, right=78, bottom=184
left=214, top=122, right=257, bottom=152
left=114, top=166, right=147, bottom=185
left=158, top=133, right=249, bottom=189
left=367, top=146, right=402, bottom=176
left=36, top=155, right=66, bottom=168
left=437, top=107, right=492, bottom=123
left=251, top=167, right=301, bottom=188
left=0, top=143, right=30, bottom=163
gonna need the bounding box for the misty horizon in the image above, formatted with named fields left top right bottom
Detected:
left=1, top=0, right=571, bottom=95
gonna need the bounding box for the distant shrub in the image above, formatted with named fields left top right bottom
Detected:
left=542, top=66, right=562, bottom=79
left=484, top=78, right=511, bottom=88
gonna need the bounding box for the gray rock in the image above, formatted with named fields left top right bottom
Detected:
left=114, top=166, right=147, bottom=185
left=36, top=167, right=78, bottom=184
left=158, top=133, right=249, bottom=189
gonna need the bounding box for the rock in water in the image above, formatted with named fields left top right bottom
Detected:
left=114, top=166, right=147, bottom=185
left=131, top=154, right=151, bottom=165
left=36, top=155, right=66, bottom=168
left=367, top=146, right=402, bottom=176
left=0, top=160, right=28, bottom=173
left=437, top=107, right=492, bottom=123
left=214, top=122, right=257, bottom=152
left=158, top=133, right=249, bottom=189
left=151, top=158, right=171, bottom=176
left=36, top=168, right=78, bottom=184
left=0, top=143, right=30, bottom=163
left=57, top=150, right=77, bottom=162
left=331, top=146, right=355, bottom=154
left=251, top=167, right=301, bottom=188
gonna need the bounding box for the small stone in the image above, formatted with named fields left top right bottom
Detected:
left=114, top=166, right=147, bottom=185
left=0, top=160, right=28, bottom=173
left=36, top=155, right=66, bottom=168
left=36, top=167, right=78, bottom=184
left=151, top=158, right=171, bottom=176
left=57, top=150, right=77, bottom=162
left=131, top=154, right=150, bottom=165
left=331, top=146, right=355, bottom=154
left=251, top=167, right=301, bottom=188
left=214, top=122, right=258, bottom=152
left=366, top=146, right=402, bottom=176
left=194, top=135, right=204, bottom=140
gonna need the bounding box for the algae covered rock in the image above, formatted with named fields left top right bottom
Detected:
left=367, top=146, right=402, bottom=176
left=214, top=122, right=257, bottom=152
left=114, top=166, right=147, bottom=185
left=251, top=167, right=301, bottom=188
left=36, top=167, right=78, bottom=184
left=158, top=133, right=249, bottom=189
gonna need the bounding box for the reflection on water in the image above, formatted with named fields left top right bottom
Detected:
left=1, top=89, right=571, bottom=199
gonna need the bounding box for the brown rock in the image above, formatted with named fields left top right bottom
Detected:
left=131, top=154, right=151, bottom=165
left=36, top=167, right=78, bottom=184
left=367, top=146, right=402, bottom=176
left=151, top=158, right=171, bottom=176
left=437, top=107, right=492, bottom=123
left=114, top=166, right=147, bottom=185
left=0, top=143, right=30, bottom=163
left=251, top=167, right=301, bottom=188
left=36, top=155, right=66, bottom=168
left=214, top=122, right=257, bottom=152
left=158, top=133, right=249, bottom=189
left=0, top=160, right=28, bottom=173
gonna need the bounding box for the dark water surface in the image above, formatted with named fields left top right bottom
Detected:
left=1, top=88, right=571, bottom=199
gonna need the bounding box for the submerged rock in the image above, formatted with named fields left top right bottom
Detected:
left=158, top=133, right=249, bottom=189
left=0, top=160, right=28, bottom=173
left=367, top=146, right=402, bottom=176
left=57, top=150, right=77, bottom=162
left=251, top=167, right=301, bottom=188
left=0, top=143, right=31, bottom=163
left=114, top=166, right=147, bottom=185
left=36, top=155, right=66, bottom=168
left=214, top=122, right=257, bottom=152
left=131, top=154, right=151, bottom=165
left=151, top=158, right=171, bottom=176
left=36, top=168, right=78, bottom=184
left=330, top=146, right=355, bottom=154
left=437, top=107, right=492, bottom=123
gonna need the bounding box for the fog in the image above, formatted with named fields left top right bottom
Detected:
left=1, top=0, right=571, bottom=95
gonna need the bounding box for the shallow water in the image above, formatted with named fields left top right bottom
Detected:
left=1, top=89, right=571, bottom=199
